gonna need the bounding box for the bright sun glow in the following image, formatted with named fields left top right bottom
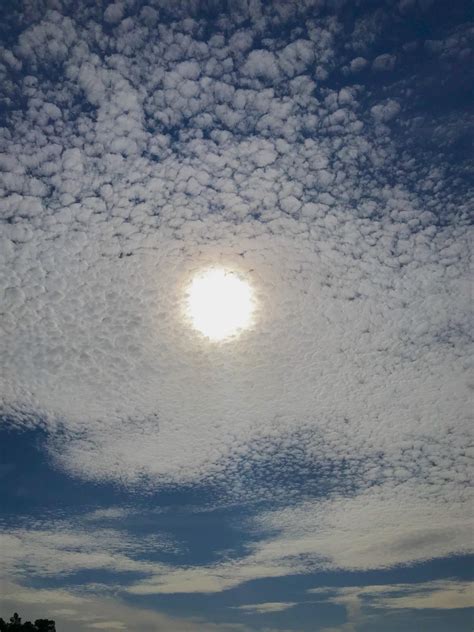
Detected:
left=186, top=268, right=254, bottom=341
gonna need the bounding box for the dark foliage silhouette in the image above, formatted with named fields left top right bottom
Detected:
left=0, top=614, right=55, bottom=631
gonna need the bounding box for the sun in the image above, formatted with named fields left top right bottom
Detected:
left=186, top=268, right=255, bottom=341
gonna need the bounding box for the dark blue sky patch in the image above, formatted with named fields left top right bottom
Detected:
left=0, top=425, right=127, bottom=518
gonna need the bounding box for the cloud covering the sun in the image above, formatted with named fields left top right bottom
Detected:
left=0, top=0, right=473, bottom=610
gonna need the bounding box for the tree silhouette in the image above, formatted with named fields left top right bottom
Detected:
left=0, top=615, right=55, bottom=631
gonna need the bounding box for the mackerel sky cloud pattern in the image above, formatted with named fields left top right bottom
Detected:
left=0, top=1, right=473, bottom=630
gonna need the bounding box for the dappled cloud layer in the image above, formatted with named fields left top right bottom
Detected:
left=0, top=0, right=473, bottom=615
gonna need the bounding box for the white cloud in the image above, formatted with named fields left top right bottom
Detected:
left=252, top=483, right=473, bottom=572
left=372, top=53, right=396, bottom=71
left=0, top=516, right=173, bottom=579
left=0, top=481, right=471, bottom=605
left=309, top=580, right=474, bottom=631
left=82, top=507, right=130, bottom=521
left=242, top=49, right=280, bottom=81
left=120, top=481, right=473, bottom=596
left=349, top=56, right=367, bottom=72
left=234, top=602, right=297, bottom=614
left=0, top=581, right=249, bottom=632
left=373, top=581, right=474, bottom=610
left=371, top=99, right=401, bottom=123
left=0, top=0, right=472, bottom=599
left=104, top=3, right=125, bottom=25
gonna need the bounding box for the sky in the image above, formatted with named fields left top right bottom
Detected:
left=0, top=0, right=473, bottom=630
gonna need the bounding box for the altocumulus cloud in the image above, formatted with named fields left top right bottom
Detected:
left=309, top=580, right=474, bottom=631
left=0, top=0, right=473, bottom=607
left=0, top=579, right=250, bottom=632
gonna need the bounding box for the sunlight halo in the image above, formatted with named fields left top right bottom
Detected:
left=186, top=268, right=255, bottom=341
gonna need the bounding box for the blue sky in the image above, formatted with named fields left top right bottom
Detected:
left=0, top=0, right=473, bottom=630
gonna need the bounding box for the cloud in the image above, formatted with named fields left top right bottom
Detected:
left=120, top=481, right=473, bottom=596
left=0, top=513, right=174, bottom=580
left=349, top=56, right=367, bottom=73
left=370, top=99, right=401, bottom=123
left=234, top=602, right=297, bottom=614
left=309, top=580, right=474, bottom=631
left=0, top=581, right=249, bottom=632
left=82, top=507, right=130, bottom=521
left=0, top=481, right=471, bottom=606
left=310, top=579, right=474, bottom=610
left=251, top=482, right=473, bottom=572
left=372, top=581, right=474, bottom=610
left=104, top=3, right=125, bottom=25
left=372, top=53, right=397, bottom=71
left=87, top=623, right=126, bottom=630
left=0, top=0, right=472, bottom=611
